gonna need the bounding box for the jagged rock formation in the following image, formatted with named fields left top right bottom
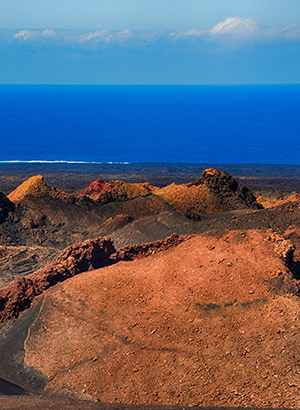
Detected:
left=78, top=179, right=155, bottom=203
left=0, top=237, right=115, bottom=324
left=2, top=175, right=172, bottom=248
left=114, top=232, right=189, bottom=261
left=3, top=171, right=300, bottom=255
left=0, top=234, right=188, bottom=324
left=1, top=230, right=300, bottom=408
left=156, top=168, right=262, bottom=220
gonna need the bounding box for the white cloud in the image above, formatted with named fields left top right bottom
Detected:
left=209, top=17, right=261, bottom=36
left=41, top=29, right=57, bottom=37
left=172, top=17, right=263, bottom=42
left=14, top=30, right=36, bottom=40
left=114, top=29, right=133, bottom=41
left=10, top=19, right=300, bottom=49
left=170, top=28, right=204, bottom=39
left=77, top=29, right=133, bottom=44
left=79, top=29, right=111, bottom=43
left=268, top=24, right=300, bottom=41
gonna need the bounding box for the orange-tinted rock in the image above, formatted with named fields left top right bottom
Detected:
left=10, top=230, right=300, bottom=408
left=8, top=175, right=52, bottom=203
left=284, top=225, right=300, bottom=266
left=256, top=191, right=300, bottom=208
left=156, top=168, right=261, bottom=219
left=0, top=233, right=189, bottom=325
left=114, top=232, right=189, bottom=260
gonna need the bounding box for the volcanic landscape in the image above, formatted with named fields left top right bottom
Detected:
left=2, top=164, right=300, bottom=409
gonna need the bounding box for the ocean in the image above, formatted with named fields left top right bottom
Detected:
left=0, top=84, right=299, bottom=164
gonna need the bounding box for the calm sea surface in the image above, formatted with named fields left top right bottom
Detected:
left=0, top=84, right=299, bottom=164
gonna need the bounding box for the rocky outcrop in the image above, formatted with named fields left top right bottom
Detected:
left=0, top=238, right=116, bottom=324
left=0, top=233, right=190, bottom=325
left=114, top=233, right=190, bottom=260
left=9, top=229, right=300, bottom=408
left=8, top=175, right=52, bottom=203
left=189, top=168, right=261, bottom=208
left=78, top=179, right=154, bottom=204
left=156, top=168, right=262, bottom=220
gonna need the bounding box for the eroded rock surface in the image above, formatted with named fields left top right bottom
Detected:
left=156, top=168, right=261, bottom=219
left=0, top=246, right=59, bottom=288
left=1, top=230, right=300, bottom=408
left=0, top=237, right=116, bottom=324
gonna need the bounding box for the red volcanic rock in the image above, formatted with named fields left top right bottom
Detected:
left=20, top=229, right=300, bottom=408
left=0, top=234, right=188, bottom=325
left=0, top=237, right=116, bottom=324
left=78, top=179, right=116, bottom=200
left=115, top=233, right=190, bottom=261
left=78, top=179, right=154, bottom=203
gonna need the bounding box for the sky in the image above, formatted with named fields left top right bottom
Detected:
left=1, top=0, right=300, bottom=84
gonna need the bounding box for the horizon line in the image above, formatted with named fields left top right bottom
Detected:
left=0, top=83, right=300, bottom=87
left=2, top=160, right=300, bottom=167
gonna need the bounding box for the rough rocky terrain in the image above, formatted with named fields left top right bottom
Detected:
left=0, top=245, right=59, bottom=288
left=1, top=230, right=300, bottom=408
left=0, top=234, right=186, bottom=325
left=2, top=167, right=300, bottom=409
left=0, top=169, right=261, bottom=253
left=156, top=169, right=261, bottom=219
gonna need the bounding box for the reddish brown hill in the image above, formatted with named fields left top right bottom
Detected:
left=4, top=229, right=300, bottom=408
left=0, top=234, right=187, bottom=325
left=3, top=176, right=172, bottom=248
left=77, top=179, right=117, bottom=200
left=78, top=179, right=155, bottom=203
left=156, top=168, right=261, bottom=219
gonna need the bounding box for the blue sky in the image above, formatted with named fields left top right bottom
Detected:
left=1, top=0, right=300, bottom=84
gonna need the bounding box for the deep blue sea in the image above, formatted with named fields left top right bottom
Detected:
left=0, top=84, right=300, bottom=164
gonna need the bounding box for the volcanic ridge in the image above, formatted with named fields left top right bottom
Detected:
left=2, top=168, right=300, bottom=409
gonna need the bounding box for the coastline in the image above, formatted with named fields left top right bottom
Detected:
left=1, top=162, right=300, bottom=194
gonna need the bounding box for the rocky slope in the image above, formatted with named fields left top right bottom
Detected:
left=0, top=245, right=59, bottom=288
left=0, top=169, right=262, bottom=249
left=155, top=168, right=261, bottom=219
left=1, top=176, right=172, bottom=248
left=78, top=179, right=155, bottom=203
left=0, top=234, right=186, bottom=325
left=0, top=237, right=115, bottom=324
left=1, top=230, right=300, bottom=408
